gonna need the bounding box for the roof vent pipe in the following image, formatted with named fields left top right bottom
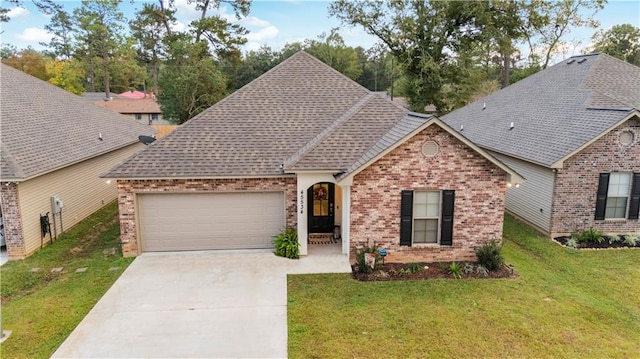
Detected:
left=460, top=125, right=464, bottom=131
left=482, top=103, right=486, bottom=110
left=509, top=122, right=514, bottom=130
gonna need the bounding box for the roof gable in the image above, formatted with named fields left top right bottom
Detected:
left=337, top=115, right=524, bottom=185
left=441, top=53, right=640, bottom=167
left=0, top=64, right=155, bottom=181
left=105, top=52, right=395, bottom=179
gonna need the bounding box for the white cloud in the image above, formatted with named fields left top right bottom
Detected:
left=244, top=25, right=280, bottom=51
left=16, top=28, right=52, bottom=43
left=240, top=16, right=270, bottom=28
left=171, top=21, right=187, bottom=32
left=173, top=0, right=202, bottom=23
left=7, top=7, right=30, bottom=19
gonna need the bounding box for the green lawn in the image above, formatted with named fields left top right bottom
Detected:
left=288, top=215, right=640, bottom=358
left=0, top=202, right=133, bottom=359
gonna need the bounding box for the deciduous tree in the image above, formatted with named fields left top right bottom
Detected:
left=589, top=24, right=640, bottom=66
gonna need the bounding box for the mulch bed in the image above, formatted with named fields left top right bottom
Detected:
left=553, top=235, right=640, bottom=249
left=352, top=261, right=517, bottom=281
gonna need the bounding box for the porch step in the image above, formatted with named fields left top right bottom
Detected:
left=308, top=233, right=336, bottom=245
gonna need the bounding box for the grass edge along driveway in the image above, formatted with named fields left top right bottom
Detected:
left=1, top=202, right=133, bottom=359
left=288, top=214, right=640, bottom=358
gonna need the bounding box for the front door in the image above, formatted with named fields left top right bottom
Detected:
left=307, top=183, right=334, bottom=233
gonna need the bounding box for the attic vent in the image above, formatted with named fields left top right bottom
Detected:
left=577, top=58, right=587, bottom=64
left=422, top=140, right=439, bottom=157
left=620, top=131, right=634, bottom=146
left=566, top=59, right=576, bottom=64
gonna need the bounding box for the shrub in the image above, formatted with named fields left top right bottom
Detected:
left=463, top=263, right=475, bottom=274
left=449, top=262, right=462, bottom=279
left=475, top=265, right=489, bottom=277
left=406, top=262, right=423, bottom=273
left=608, top=234, right=622, bottom=244
left=571, top=227, right=604, bottom=244
left=475, top=239, right=504, bottom=271
left=623, top=234, right=639, bottom=247
left=353, top=242, right=382, bottom=274
left=273, top=227, right=299, bottom=259
left=565, top=237, right=579, bottom=249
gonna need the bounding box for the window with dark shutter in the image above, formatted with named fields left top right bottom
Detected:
left=629, top=173, right=640, bottom=220
left=440, top=190, right=455, bottom=245
left=400, top=191, right=413, bottom=246
left=594, top=173, right=610, bottom=220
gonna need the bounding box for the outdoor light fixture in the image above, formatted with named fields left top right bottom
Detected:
left=379, top=248, right=388, bottom=264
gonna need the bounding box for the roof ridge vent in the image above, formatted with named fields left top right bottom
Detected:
left=577, top=58, right=587, bottom=64
left=566, top=59, right=576, bottom=64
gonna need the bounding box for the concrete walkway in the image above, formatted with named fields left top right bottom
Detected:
left=52, top=250, right=351, bottom=358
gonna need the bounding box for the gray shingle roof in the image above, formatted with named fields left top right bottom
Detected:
left=441, top=53, right=640, bottom=168
left=105, top=51, right=416, bottom=179
left=82, top=92, right=124, bottom=101
left=0, top=64, right=155, bottom=181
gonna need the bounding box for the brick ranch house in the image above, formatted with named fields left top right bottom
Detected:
left=104, top=51, right=523, bottom=263
left=0, top=64, right=155, bottom=259
left=443, top=53, right=640, bottom=238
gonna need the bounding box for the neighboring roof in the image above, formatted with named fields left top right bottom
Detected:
left=441, top=53, right=640, bottom=168
left=105, top=51, right=520, bottom=182
left=94, top=98, right=162, bottom=114
left=119, top=90, right=147, bottom=99
left=372, top=93, right=437, bottom=113
left=82, top=92, right=123, bottom=101
left=0, top=64, right=155, bottom=181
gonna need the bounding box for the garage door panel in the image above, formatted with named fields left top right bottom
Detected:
left=139, top=192, right=285, bottom=252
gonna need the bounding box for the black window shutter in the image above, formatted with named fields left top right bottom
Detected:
left=594, top=173, right=610, bottom=220
left=400, top=190, right=413, bottom=246
left=629, top=173, right=640, bottom=220
left=440, top=190, right=455, bottom=246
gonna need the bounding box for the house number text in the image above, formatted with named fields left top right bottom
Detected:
left=300, top=190, right=304, bottom=214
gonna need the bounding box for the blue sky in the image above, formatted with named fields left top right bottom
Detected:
left=1, top=0, right=639, bottom=64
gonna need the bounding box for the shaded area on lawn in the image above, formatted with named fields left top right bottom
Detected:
left=0, top=202, right=133, bottom=359
left=288, top=214, right=640, bottom=358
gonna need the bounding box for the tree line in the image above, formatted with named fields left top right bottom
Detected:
left=2, top=0, right=639, bottom=124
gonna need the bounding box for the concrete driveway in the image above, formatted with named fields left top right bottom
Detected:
left=52, top=250, right=351, bottom=358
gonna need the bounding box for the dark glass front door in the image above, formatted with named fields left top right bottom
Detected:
left=308, top=183, right=335, bottom=233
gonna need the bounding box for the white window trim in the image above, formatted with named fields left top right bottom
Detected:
left=412, top=190, right=441, bottom=245
left=605, top=172, right=632, bottom=219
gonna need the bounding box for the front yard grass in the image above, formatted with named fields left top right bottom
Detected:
left=288, top=215, right=640, bottom=358
left=0, top=202, right=133, bottom=359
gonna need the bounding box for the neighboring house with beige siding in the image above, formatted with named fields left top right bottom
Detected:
left=94, top=98, right=170, bottom=125
left=442, top=53, right=640, bottom=238
left=0, top=64, right=155, bottom=260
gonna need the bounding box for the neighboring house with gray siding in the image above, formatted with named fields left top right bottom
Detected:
left=104, top=51, right=523, bottom=264
left=442, top=53, right=640, bottom=237
left=0, top=64, right=155, bottom=260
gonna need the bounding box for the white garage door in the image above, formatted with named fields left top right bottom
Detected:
left=138, top=192, right=285, bottom=252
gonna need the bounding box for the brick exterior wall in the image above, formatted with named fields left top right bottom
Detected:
left=551, top=118, right=640, bottom=236
left=117, top=178, right=297, bottom=256
left=0, top=182, right=26, bottom=259
left=350, top=125, right=508, bottom=263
